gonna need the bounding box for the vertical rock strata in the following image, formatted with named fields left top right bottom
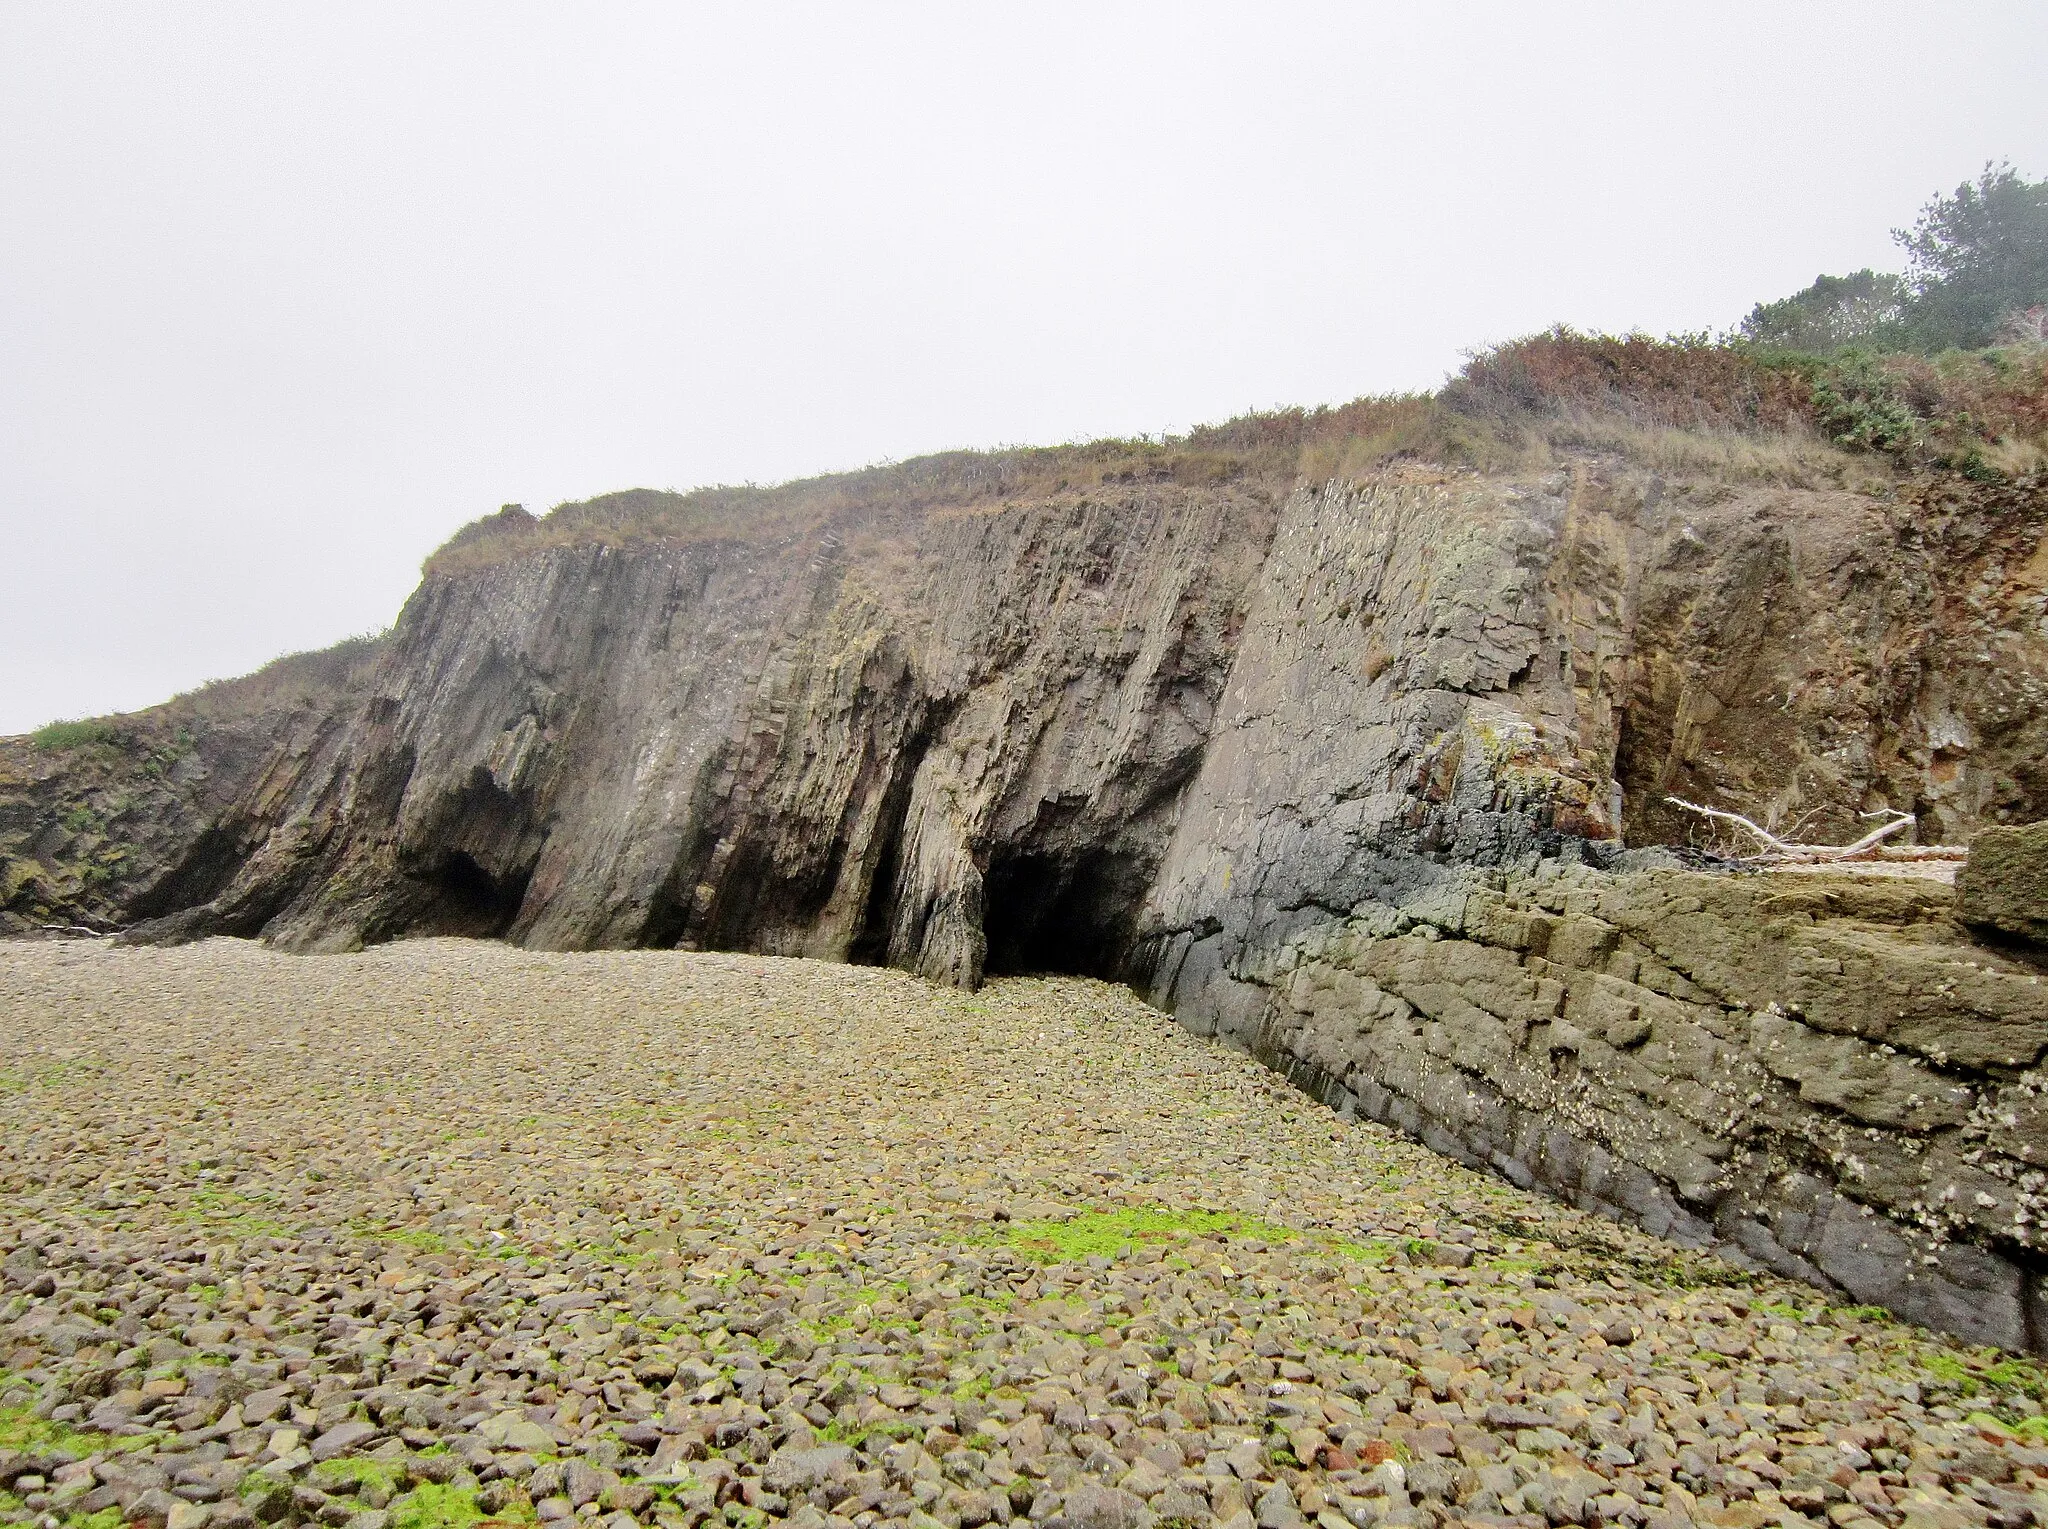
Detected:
left=114, top=484, right=1278, bottom=985
left=1135, top=464, right=2048, bottom=1349
left=10, top=455, right=2048, bottom=1346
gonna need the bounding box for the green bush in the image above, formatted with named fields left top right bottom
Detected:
left=1802, top=351, right=1922, bottom=451
left=1740, top=163, right=2048, bottom=355
left=29, top=719, right=121, bottom=751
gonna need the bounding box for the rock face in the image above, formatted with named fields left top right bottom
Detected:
left=111, top=482, right=1277, bottom=985
left=1127, top=464, right=2048, bottom=1347
left=0, top=639, right=385, bottom=935
left=1244, top=865, right=2048, bottom=1351
left=1959, top=820, right=2048, bottom=947
left=10, top=449, right=2048, bottom=1346
left=1136, top=466, right=2048, bottom=1032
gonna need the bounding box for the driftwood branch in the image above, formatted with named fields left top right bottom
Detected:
left=1663, top=798, right=1931, bottom=863
left=1833, top=809, right=1918, bottom=857
left=1662, top=797, right=1795, bottom=854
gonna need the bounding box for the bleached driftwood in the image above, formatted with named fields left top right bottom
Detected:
left=1661, top=797, right=1954, bottom=863
left=1663, top=797, right=1796, bottom=854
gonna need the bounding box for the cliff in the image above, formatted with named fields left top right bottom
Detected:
left=7, top=371, right=2048, bottom=1347
left=0, top=638, right=386, bottom=934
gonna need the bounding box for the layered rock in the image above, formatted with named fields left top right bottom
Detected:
left=1130, top=461, right=2048, bottom=1347
left=8, top=446, right=2048, bottom=1346
left=0, top=641, right=384, bottom=933
left=1960, top=820, right=2048, bottom=948
left=106, top=482, right=1278, bottom=984
left=1139, top=464, right=2048, bottom=1033
left=1242, top=866, right=2048, bottom=1351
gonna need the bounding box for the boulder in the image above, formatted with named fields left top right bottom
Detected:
left=1959, top=822, right=2048, bottom=946
left=763, top=1445, right=855, bottom=1495
left=308, top=1420, right=379, bottom=1462
left=475, top=1412, right=555, bottom=1454
left=1064, top=1482, right=1155, bottom=1529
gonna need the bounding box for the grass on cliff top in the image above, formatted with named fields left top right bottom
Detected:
left=10, top=633, right=384, bottom=756
left=27, top=719, right=124, bottom=752
left=159, top=632, right=388, bottom=724
left=420, top=330, right=2046, bottom=579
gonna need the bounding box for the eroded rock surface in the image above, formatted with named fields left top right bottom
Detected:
left=1960, top=822, right=2048, bottom=948
left=1230, top=866, right=2048, bottom=1351
left=1131, top=465, right=2048, bottom=1350
left=1137, top=467, right=2048, bottom=1032
left=111, top=484, right=1274, bottom=986
left=8, top=454, right=2048, bottom=1347
left=0, top=641, right=386, bottom=936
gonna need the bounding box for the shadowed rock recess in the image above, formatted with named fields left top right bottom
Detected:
left=7, top=449, right=2048, bottom=1350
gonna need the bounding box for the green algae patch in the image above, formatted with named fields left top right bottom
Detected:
left=0, top=1390, right=152, bottom=1529
left=989, top=1206, right=1382, bottom=1264
left=1915, top=1349, right=2048, bottom=1403
left=390, top=1481, right=537, bottom=1529
left=0, top=1382, right=146, bottom=1458
left=309, top=1457, right=411, bottom=1498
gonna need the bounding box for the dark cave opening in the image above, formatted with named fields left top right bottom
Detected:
left=124, top=826, right=247, bottom=921
left=422, top=849, right=531, bottom=939
left=981, top=848, right=1148, bottom=979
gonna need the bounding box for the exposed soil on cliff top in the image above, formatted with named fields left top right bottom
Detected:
left=4, top=940, right=2047, bottom=1529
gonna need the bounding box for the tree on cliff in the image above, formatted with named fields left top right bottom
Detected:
left=1737, top=269, right=1911, bottom=353
left=1896, top=163, right=2048, bottom=349
left=1739, top=163, right=2048, bottom=353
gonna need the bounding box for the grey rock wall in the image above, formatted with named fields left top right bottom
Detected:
left=21, top=451, right=2048, bottom=1348
left=1134, top=462, right=2048, bottom=1350
left=1237, top=865, right=2048, bottom=1352
left=121, top=483, right=1278, bottom=986
left=1139, top=464, right=2048, bottom=1031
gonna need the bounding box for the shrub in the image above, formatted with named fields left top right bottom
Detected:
left=1738, top=270, right=1911, bottom=353
left=1446, top=328, right=2047, bottom=478
left=1802, top=351, right=1922, bottom=451
left=412, top=328, right=2044, bottom=580
left=1445, top=328, right=1814, bottom=434
left=28, top=719, right=122, bottom=751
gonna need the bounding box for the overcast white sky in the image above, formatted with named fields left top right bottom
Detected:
left=3, top=3, right=2044, bottom=733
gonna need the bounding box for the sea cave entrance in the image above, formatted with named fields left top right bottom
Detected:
left=420, top=849, right=531, bottom=939
left=980, top=848, right=1148, bottom=979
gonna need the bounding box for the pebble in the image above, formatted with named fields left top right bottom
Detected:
left=2, top=936, right=2046, bottom=1529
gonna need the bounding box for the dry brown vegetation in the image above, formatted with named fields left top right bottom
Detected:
left=154, top=633, right=389, bottom=724
left=1447, top=331, right=1817, bottom=434
left=406, top=330, right=2044, bottom=578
